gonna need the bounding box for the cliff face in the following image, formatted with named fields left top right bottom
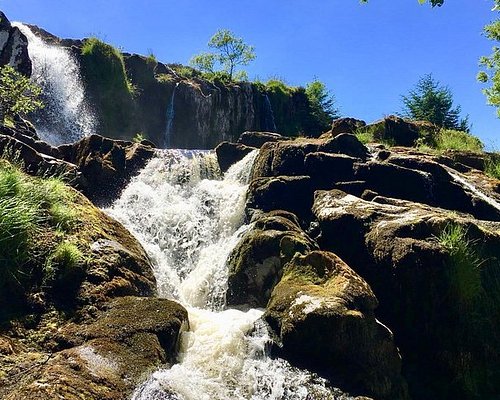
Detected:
left=6, top=19, right=320, bottom=148
left=0, top=12, right=31, bottom=76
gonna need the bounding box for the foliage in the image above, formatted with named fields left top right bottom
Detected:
left=145, top=50, right=157, bottom=65
left=354, top=124, right=396, bottom=147
left=485, top=153, right=500, bottom=179
left=400, top=74, right=470, bottom=131
left=190, top=29, right=256, bottom=80
left=305, top=79, right=340, bottom=132
left=478, top=0, right=500, bottom=117
left=133, top=132, right=146, bottom=143
left=0, top=65, right=44, bottom=123
left=434, top=129, right=484, bottom=152
left=167, top=64, right=201, bottom=80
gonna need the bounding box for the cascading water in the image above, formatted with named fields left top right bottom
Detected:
left=12, top=23, right=95, bottom=145
left=164, top=83, right=180, bottom=148
left=107, top=150, right=355, bottom=400
left=263, top=94, right=277, bottom=132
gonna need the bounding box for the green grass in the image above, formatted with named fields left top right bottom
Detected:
left=485, top=154, right=500, bottom=179
left=434, top=129, right=484, bottom=152
left=44, top=241, right=83, bottom=285
left=438, top=223, right=483, bottom=308
left=355, top=124, right=395, bottom=147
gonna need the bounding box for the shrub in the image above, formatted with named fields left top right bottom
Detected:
left=485, top=153, right=500, bottom=179
left=434, top=129, right=484, bottom=152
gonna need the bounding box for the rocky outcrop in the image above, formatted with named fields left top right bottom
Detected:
left=265, top=251, right=409, bottom=400
left=322, top=117, right=366, bottom=138
left=237, top=131, right=288, bottom=148
left=215, top=141, right=256, bottom=173
left=226, top=211, right=317, bottom=307
left=58, top=134, right=155, bottom=205
left=0, top=12, right=31, bottom=76
left=312, top=190, right=500, bottom=400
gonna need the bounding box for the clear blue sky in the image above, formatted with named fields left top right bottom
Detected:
left=1, top=0, right=498, bottom=148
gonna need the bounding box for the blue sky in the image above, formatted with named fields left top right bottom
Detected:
left=1, top=0, right=498, bottom=148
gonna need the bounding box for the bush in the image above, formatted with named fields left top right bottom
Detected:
left=485, top=153, right=500, bottom=180
left=434, top=129, right=484, bottom=152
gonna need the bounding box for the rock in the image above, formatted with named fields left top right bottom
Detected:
left=215, top=141, right=256, bottom=173
left=319, top=133, right=370, bottom=160
left=304, top=152, right=357, bottom=189
left=251, top=140, right=319, bottom=179
left=226, top=212, right=317, bottom=307
left=312, top=189, right=500, bottom=400
left=363, top=116, right=438, bottom=147
left=246, top=175, right=315, bottom=223
left=265, top=251, right=409, bottom=400
left=0, top=297, right=188, bottom=400
left=442, top=149, right=486, bottom=171
left=237, top=131, right=288, bottom=148
left=325, top=117, right=366, bottom=138
left=0, top=12, right=32, bottom=76
left=58, top=134, right=155, bottom=205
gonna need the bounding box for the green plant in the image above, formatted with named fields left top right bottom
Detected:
left=0, top=65, right=44, bottom=124
left=146, top=50, right=157, bottom=65
left=485, top=153, right=500, bottom=179
left=305, top=78, right=340, bottom=132
left=438, top=224, right=483, bottom=308
left=189, top=29, right=256, bottom=81
left=133, top=132, right=146, bottom=143
left=44, top=241, right=83, bottom=283
left=434, top=129, right=484, bottom=152
left=400, top=74, right=470, bottom=131
left=355, top=124, right=395, bottom=146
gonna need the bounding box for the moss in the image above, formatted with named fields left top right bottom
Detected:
left=80, top=38, right=137, bottom=138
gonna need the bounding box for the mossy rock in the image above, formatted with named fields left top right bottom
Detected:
left=264, top=251, right=408, bottom=400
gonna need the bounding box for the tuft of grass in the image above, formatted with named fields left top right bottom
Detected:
left=485, top=154, right=500, bottom=180
left=355, top=124, right=395, bottom=147
left=44, top=241, right=83, bottom=283
left=438, top=223, right=483, bottom=308
left=435, top=129, right=484, bottom=152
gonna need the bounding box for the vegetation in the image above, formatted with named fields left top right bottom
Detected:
left=0, top=65, right=44, bottom=124
left=190, top=29, right=256, bottom=81
left=400, top=74, right=470, bottom=131
left=305, top=79, right=340, bottom=132
left=433, top=129, right=484, bottom=152
left=485, top=153, right=500, bottom=179
left=477, top=0, right=500, bottom=116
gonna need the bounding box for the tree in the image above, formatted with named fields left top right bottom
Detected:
left=0, top=65, right=43, bottom=124
left=305, top=78, right=340, bottom=130
left=400, top=74, right=470, bottom=131
left=477, top=0, right=500, bottom=117
left=190, top=29, right=256, bottom=80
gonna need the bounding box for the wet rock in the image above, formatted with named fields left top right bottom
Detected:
left=58, top=134, right=155, bottom=205
left=237, top=131, right=288, bottom=148
left=312, top=189, right=500, bottom=400
left=265, top=251, right=409, bottom=400
left=226, top=212, right=317, bottom=307
left=215, top=141, right=256, bottom=173
left=0, top=297, right=188, bottom=400
left=304, top=152, right=357, bottom=189
left=0, top=12, right=32, bottom=76
left=246, top=175, right=315, bottom=223
left=319, top=133, right=370, bottom=160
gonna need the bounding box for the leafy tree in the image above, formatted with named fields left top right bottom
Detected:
left=477, top=0, right=500, bottom=117
left=0, top=65, right=43, bottom=123
left=190, top=29, right=256, bottom=80
left=305, top=79, right=340, bottom=130
left=400, top=74, right=470, bottom=131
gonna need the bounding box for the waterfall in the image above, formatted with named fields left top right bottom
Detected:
left=107, top=150, right=355, bottom=400
left=263, top=94, right=277, bottom=132
left=164, top=83, right=180, bottom=148
left=12, top=23, right=95, bottom=145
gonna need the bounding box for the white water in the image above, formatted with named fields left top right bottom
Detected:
left=164, top=83, right=180, bottom=148
left=263, top=94, right=277, bottom=132
left=13, top=23, right=95, bottom=145
left=107, top=150, right=353, bottom=400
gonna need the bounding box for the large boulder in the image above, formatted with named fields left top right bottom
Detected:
left=58, top=134, right=156, bottom=205
left=0, top=296, right=188, bottom=400
left=325, top=117, right=367, bottom=138
left=237, top=131, right=288, bottom=148
left=0, top=12, right=32, bottom=76
left=226, top=211, right=318, bottom=307
left=304, top=152, right=357, bottom=189
left=265, top=251, right=409, bottom=400
left=312, top=189, right=500, bottom=400
left=215, top=141, right=256, bottom=173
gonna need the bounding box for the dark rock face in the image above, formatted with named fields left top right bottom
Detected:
left=58, top=134, right=155, bottom=205
left=0, top=297, right=188, bottom=400
left=215, top=141, right=256, bottom=173
left=265, top=251, right=409, bottom=400
left=0, top=12, right=32, bottom=76
left=226, top=211, right=317, bottom=307
left=328, top=117, right=366, bottom=138
left=237, top=131, right=288, bottom=148
left=312, top=190, right=500, bottom=400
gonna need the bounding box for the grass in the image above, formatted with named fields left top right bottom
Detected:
left=44, top=241, right=83, bottom=286
left=485, top=153, right=500, bottom=179
left=438, top=223, right=483, bottom=308
left=355, top=124, right=395, bottom=147
left=434, top=129, right=484, bottom=152
left=0, top=160, right=80, bottom=303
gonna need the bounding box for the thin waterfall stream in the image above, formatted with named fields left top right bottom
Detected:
left=107, top=149, right=355, bottom=400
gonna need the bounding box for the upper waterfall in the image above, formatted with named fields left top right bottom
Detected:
left=13, top=23, right=95, bottom=145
